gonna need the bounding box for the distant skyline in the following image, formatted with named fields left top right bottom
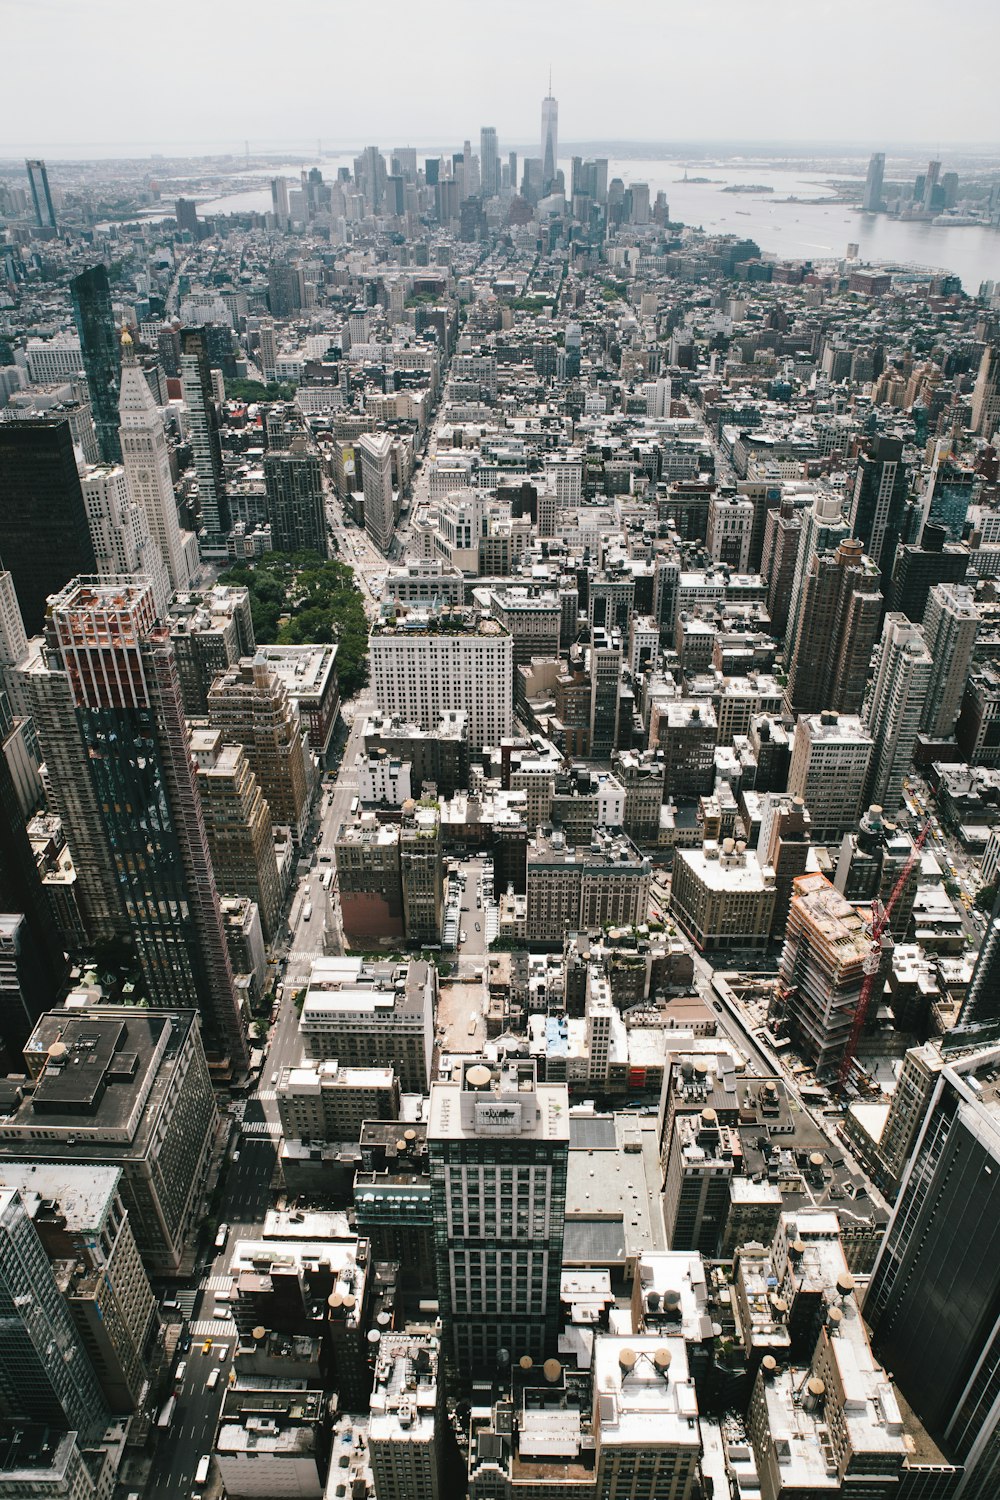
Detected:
left=3, top=0, right=997, bottom=155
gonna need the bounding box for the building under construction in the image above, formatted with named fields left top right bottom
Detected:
left=775, top=873, right=871, bottom=1074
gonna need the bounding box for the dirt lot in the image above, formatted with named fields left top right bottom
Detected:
left=437, top=978, right=486, bottom=1054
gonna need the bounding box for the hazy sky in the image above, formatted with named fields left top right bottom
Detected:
left=3, top=0, right=997, bottom=156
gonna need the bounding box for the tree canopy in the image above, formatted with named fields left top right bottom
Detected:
left=219, top=550, right=369, bottom=699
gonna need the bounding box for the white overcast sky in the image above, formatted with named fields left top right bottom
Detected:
left=3, top=0, right=997, bottom=156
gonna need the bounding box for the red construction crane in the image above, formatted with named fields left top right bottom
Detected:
left=837, top=821, right=931, bottom=1093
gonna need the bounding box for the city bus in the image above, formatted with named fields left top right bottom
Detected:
left=156, top=1395, right=176, bottom=1429
left=194, top=1455, right=211, bottom=1487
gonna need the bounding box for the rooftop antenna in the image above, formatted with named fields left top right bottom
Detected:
left=548, top=65, right=552, bottom=97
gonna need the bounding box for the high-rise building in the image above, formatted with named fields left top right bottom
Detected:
left=763, top=499, right=802, bottom=638
left=863, top=613, right=932, bottom=811
left=784, top=538, right=882, bottom=718
left=370, top=611, right=513, bottom=754
left=670, top=839, right=777, bottom=954
left=849, top=435, right=910, bottom=574
left=298, top=956, right=435, bottom=1095
left=785, top=490, right=851, bottom=655
left=958, top=894, right=1000, bottom=1029
left=0, top=1186, right=109, bottom=1439
left=787, top=712, right=874, bottom=843
left=922, top=158, right=941, bottom=212
left=866, top=1049, right=1000, bottom=1498
left=0, top=1005, right=218, bottom=1273
left=167, top=585, right=255, bottom=714
left=0, top=1163, right=156, bottom=1413
left=887, top=521, right=969, bottom=622
left=358, top=431, right=396, bottom=553
left=479, top=126, right=499, bottom=198
left=663, top=1105, right=736, bottom=1254
left=174, top=197, right=199, bottom=236
left=541, top=88, right=559, bottom=190
left=69, top=265, right=122, bottom=465
left=0, top=573, right=28, bottom=708
left=270, top=176, right=290, bottom=223
left=263, top=438, right=328, bottom=557
left=25, top=159, right=56, bottom=229
left=207, top=657, right=313, bottom=841
left=400, top=801, right=444, bottom=946
left=956, top=663, right=1000, bottom=768
left=24, top=659, right=126, bottom=947
left=258, top=316, right=277, bottom=381
left=193, top=733, right=282, bottom=942
left=777, top=872, right=871, bottom=1073
left=428, top=1057, right=569, bottom=1378
left=862, top=151, right=885, bottom=211
left=589, top=626, right=622, bottom=757
left=525, top=828, right=651, bottom=943
left=0, top=419, right=97, bottom=635
left=42, top=578, right=247, bottom=1071
left=920, top=582, right=978, bottom=737
left=80, top=464, right=170, bottom=619
left=180, top=333, right=230, bottom=553
left=0, top=915, right=56, bottom=1064
left=118, top=332, right=197, bottom=593
left=368, top=1331, right=443, bottom=1500
left=971, top=343, right=1000, bottom=440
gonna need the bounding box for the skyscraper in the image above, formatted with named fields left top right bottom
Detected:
left=428, top=1057, right=569, bottom=1379
left=263, top=438, right=329, bottom=557
left=922, top=158, right=941, bottom=212
left=195, top=737, right=283, bottom=943
left=863, top=613, right=932, bottom=811
left=118, top=333, right=196, bottom=593
left=541, top=86, right=558, bottom=190
left=479, top=126, right=499, bottom=198
left=41, top=578, right=247, bottom=1073
left=920, top=582, right=979, bottom=737
left=0, top=723, right=66, bottom=1053
left=866, top=1050, right=1000, bottom=1498
left=180, top=333, right=230, bottom=553
left=80, top=464, right=170, bottom=619
left=849, top=435, right=910, bottom=573
left=69, top=265, right=123, bottom=465
left=0, top=418, right=97, bottom=635
left=784, top=538, right=882, bottom=718
left=207, top=658, right=313, bottom=841
left=0, top=1163, right=156, bottom=1414
left=862, top=151, right=885, bottom=212
left=270, top=175, right=290, bottom=223
left=0, top=1186, right=109, bottom=1440
left=24, top=159, right=56, bottom=229
left=971, top=343, right=1000, bottom=440
left=958, top=893, right=1000, bottom=1029
left=785, top=489, right=851, bottom=653
left=358, top=431, right=396, bottom=553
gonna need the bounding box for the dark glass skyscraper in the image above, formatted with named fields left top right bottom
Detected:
left=24, top=159, right=56, bottom=229
left=263, top=439, right=328, bottom=556
left=849, top=434, right=910, bottom=575
left=866, top=1051, right=1000, bottom=1498
left=42, top=578, right=248, bottom=1075
left=70, top=264, right=123, bottom=464
left=0, top=417, right=97, bottom=635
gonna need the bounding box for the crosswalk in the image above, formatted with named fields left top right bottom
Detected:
left=255, top=1089, right=277, bottom=1103
left=240, top=1120, right=283, bottom=1138
left=175, top=1290, right=198, bottom=1318
left=200, top=1274, right=234, bottom=1293
left=191, top=1319, right=233, bottom=1338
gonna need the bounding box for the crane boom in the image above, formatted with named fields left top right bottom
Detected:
left=837, top=821, right=930, bottom=1092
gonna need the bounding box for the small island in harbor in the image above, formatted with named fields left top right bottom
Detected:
left=721, top=183, right=775, bottom=193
